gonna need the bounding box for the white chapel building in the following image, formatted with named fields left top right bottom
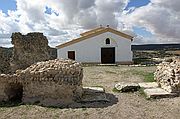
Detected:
left=56, top=26, right=134, bottom=64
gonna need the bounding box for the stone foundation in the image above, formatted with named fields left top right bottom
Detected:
left=0, top=59, right=83, bottom=106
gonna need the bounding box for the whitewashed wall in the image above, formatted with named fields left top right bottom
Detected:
left=57, top=32, right=132, bottom=63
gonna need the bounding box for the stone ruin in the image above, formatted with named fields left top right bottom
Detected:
left=10, top=32, right=56, bottom=73
left=0, top=59, right=83, bottom=106
left=0, top=47, right=12, bottom=74
left=154, top=57, right=180, bottom=93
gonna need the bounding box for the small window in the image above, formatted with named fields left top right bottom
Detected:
left=106, top=38, right=110, bottom=44
left=68, top=51, right=75, bottom=60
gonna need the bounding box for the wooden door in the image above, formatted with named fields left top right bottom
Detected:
left=101, top=47, right=115, bottom=64
left=68, top=51, right=75, bottom=60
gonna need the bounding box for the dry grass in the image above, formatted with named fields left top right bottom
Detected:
left=166, top=50, right=180, bottom=55
left=0, top=65, right=180, bottom=119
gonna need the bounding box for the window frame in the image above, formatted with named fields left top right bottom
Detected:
left=67, top=51, right=75, bottom=60
left=106, top=38, right=110, bottom=44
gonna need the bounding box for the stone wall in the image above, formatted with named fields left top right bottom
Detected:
left=154, top=57, right=180, bottom=93
left=0, top=59, right=83, bottom=106
left=0, top=47, right=12, bottom=74
left=0, top=73, right=20, bottom=101
left=10, top=32, right=56, bottom=73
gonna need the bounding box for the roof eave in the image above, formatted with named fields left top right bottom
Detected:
left=56, top=27, right=134, bottom=48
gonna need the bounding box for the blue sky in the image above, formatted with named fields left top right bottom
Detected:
left=0, top=0, right=16, bottom=13
left=133, top=26, right=153, bottom=38
left=125, top=0, right=150, bottom=10
left=125, top=0, right=152, bottom=38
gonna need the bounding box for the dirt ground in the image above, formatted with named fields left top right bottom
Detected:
left=0, top=65, right=180, bottom=119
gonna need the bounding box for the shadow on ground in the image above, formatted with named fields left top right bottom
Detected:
left=0, top=93, right=118, bottom=109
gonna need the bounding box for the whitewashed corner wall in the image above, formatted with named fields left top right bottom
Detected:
left=57, top=32, right=132, bottom=63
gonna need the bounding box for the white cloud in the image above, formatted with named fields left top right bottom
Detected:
left=95, top=0, right=128, bottom=28
left=0, top=0, right=130, bottom=47
left=151, top=0, right=180, bottom=12
left=0, top=38, right=12, bottom=47
left=0, top=0, right=179, bottom=47
left=122, top=0, right=180, bottom=44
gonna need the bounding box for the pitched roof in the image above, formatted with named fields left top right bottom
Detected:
left=56, top=27, right=134, bottom=49
left=80, top=27, right=105, bottom=36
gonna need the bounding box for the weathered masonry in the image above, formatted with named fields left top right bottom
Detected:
left=154, top=57, right=180, bottom=93
left=0, top=59, right=83, bottom=106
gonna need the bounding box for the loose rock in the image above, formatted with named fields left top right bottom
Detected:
left=144, top=88, right=177, bottom=99
left=114, top=82, right=140, bottom=92
left=138, top=82, right=159, bottom=89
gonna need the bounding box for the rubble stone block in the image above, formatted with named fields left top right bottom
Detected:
left=138, top=82, right=159, bottom=89
left=154, top=57, right=180, bottom=93
left=0, top=59, right=83, bottom=106
left=83, top=87, right=105, bottom=95
left=114, top=82, right=140, bottom=92
left=144, top=88, right=177, bottom=99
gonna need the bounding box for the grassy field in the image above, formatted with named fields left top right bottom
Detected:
left=0, top=65, right=180, bottom=119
